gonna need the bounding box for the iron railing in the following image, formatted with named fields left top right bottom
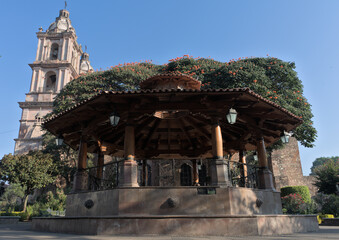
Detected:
left=87, top=160, right=121, bottom=191
left=83, top=158, right=259, bottom=191
left=227, top=160, right=259, bottom=188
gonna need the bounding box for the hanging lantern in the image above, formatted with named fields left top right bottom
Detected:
left=226, top=108, right=237, bottom=124
left=55, top=134, right=64, bottom=146
left=198, top=159, right=202, bottom=170
left=253, top=152, right=258, bottom=161
left=281, top=131, right=292, bottom=144
left=109, top=111, right=120, bottom=127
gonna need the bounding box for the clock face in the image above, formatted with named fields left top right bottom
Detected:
left=57, top=20, right=68, bottom=30
left=81, top=62, right=89, bottom=71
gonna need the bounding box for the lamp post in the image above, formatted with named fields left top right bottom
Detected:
left=109, top=111, right=120, bottom=127
left=226, top=108, right=237, bottom=124
left=56, top=134, right=64, bottom=146
left=281, top=131, right=292, bottom=144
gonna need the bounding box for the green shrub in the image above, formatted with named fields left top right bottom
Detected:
left=281, top=193, right=305, bottom=214
left=38, top=189, right=66, bottom=211
left=19, top=211, right=30, bottom=221
left=313, top=193, right=339, bottom=217
left=29, top=203, right=43, bottom=217
left=0, top=184, right=25, bottom=212
left=281, top=186, right=311, bottom=203
left=299, top=199, right=319, bottom=214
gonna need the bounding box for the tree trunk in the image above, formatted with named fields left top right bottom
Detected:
left=23, top=195, right=29, bottom=212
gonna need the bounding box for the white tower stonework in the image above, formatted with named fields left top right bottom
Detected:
left=14, top=9, right=93, bottom=155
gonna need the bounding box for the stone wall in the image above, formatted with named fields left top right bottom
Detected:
left=270, top=137, right=317, bottom=196
left=32, top=215, right=319, bottom=236
left=303, top=176, right=318, bottom=196
left=65, top=187, right=282, bottom=217
left=271, top=137, right=304, bottom=190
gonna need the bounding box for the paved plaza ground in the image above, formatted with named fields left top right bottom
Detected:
left=0, top=222, right=338, bottom=240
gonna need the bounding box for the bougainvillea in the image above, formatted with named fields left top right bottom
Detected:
left=281, top=193, right=305, bottom=214
left=51, top=56, right=316, bottom=147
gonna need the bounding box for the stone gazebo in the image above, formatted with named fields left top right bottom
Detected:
left=33, top=74, right=318, bottom=236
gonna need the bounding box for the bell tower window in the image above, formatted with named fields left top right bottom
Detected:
left=50, top=43, right=59, bottom=60
left=45, top=72, right=57, bottom=92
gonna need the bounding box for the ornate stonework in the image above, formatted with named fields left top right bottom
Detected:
left=14, top=9, right=93, bottom=155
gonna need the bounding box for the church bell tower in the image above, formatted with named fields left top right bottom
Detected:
left=14, top=9, right=93, bottom=154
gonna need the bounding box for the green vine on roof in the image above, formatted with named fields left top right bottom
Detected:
left=51, top=56, right=316, bottom=148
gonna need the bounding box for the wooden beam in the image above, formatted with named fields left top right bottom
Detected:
left=178, top=118, right=195, bottom=150
left=144, top=147, right=210, bottom=158
left=142, top=118, right=161, bottom=149
left=135, top=117, right=157, bottom=147
left=184, top=116, right=211, bottom=140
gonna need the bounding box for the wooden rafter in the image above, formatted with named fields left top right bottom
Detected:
left=142, top=118, right=161, bottom=149
left=184, top=116, right=211, bottom=140
left=178, top=118, right=195, bottom=150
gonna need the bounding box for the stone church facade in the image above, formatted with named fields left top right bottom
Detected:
left=14, top=9, right=93, bottom=154
left=14, top=8, right=315, bottom=194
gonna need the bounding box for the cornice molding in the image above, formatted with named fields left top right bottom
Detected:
left=18, top=101, right=54, bottom=108
left=36, top=31, right=76, bottom=39
left=14, top=138, right=43, bottom=142
left=29, top=61, right=79, bottom=76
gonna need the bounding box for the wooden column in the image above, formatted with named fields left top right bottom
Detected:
left=209, top=119, right=230, bottom=186
left=192, top=159, right=199, bottom=186
left=257, top=138, right=268, bottom=168
left=211, top=122, right=223, bottom=158
left=78, top=138, right=87, bottom=170
left=119, top=124, right=139, bottom=187
left=256, top=137, right=275, bottom=190
left=239, top=151, right=248, bottom=187
left=73, top=136, right=88, bottom=192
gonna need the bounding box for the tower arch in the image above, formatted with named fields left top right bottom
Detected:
left=45, top=71, right=57, bottom=92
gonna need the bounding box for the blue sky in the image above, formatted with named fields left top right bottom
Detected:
left=0, top=0, right=338, bottom=175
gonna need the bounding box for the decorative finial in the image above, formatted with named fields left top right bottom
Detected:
left=65, top=1, right=67, bottom=9
left=85, top=45, right=87, bottom=52
left=39, top=27, right=43, bottom=32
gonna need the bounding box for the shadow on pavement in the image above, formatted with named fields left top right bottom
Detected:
left=0, top=222, right=339, bottom=240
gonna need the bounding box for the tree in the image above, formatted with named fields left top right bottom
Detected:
left=314, top=159, right=339, bottom=194
left=48, top=56, right=316, bottom=148
left=41, top=132, right=78, bottom=188
left=40, top=131, right=96, bottom=189
left=310, top=156, right=339, bottom=175
left=0, top=183, right=25, bottom=212
left=0, top=151, right=56, bottom=212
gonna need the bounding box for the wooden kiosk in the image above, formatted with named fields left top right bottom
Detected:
left=32, top=74, right=318, bottom=236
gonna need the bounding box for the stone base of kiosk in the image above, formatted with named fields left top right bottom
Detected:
left=31, top=187, right=318, bottom=236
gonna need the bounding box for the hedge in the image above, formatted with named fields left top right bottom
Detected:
left=280, top=186, right=311, bottom=203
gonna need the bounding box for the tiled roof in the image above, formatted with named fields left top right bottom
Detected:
left=44, top=88, right=302, bottom=123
